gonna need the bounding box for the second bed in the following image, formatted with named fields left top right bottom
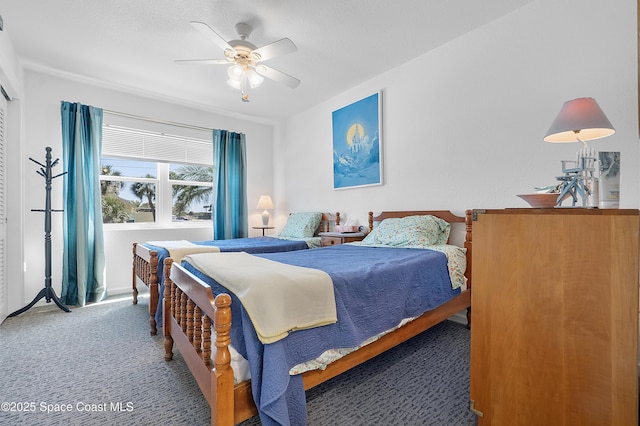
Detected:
left=133, top=211, right=340, bottom=334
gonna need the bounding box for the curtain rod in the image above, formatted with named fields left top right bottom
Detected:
left=102, top=109, right=213, bottom=133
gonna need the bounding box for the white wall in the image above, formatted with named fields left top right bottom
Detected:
left=274, top=0, right=639, bottom=231
left=9, top=70, right=275, bottom=310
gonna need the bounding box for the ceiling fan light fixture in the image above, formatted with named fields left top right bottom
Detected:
left=226, top=78, right=242, bottom=90
left=247, top=69, right=264, bottom=88
left=224, top=49, right=236, bottom=61
left=227, top=64, right=244, bottom=79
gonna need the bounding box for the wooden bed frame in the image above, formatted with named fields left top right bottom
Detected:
left=132, top=212, right=340, bottom=335
left=162, top=210, right=473, bottom=425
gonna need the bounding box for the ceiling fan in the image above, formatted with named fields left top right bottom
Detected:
left=177, top=21, right=300, bottom=102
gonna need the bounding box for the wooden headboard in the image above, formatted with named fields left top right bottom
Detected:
left=315, top=212, right=340, bottom=235
left=368, top=210, right=467, bottom=232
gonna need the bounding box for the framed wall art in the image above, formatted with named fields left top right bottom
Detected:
left=331, top=92, right=382, bottom=190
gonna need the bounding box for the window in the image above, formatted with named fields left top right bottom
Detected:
left=100, top=125, right=213, bottom=225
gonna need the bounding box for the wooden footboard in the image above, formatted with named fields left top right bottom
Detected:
left=162, top=209, right=474, bottom=426
left=164, top=258, right=257, bottom=425
left=132, top=242, right=160, bottom=335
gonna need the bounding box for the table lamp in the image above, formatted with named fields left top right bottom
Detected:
left=543, top=97, right=615, bottom=207
left=543, top=97, right=615, bottom=146
left=256, top=195, right=274, bottom=226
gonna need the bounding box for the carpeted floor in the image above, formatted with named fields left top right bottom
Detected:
left=0, top=294, right=475, bottom=426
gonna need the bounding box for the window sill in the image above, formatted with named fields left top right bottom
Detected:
left=103, top=221, right=212, bottom=232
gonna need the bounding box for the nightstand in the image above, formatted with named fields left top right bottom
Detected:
left=252, top=226, right=274, bottom=236
left=319, top=231, right=365, bottom=246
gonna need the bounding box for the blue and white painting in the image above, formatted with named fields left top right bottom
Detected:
left=332, top=92, right=382, bottom=190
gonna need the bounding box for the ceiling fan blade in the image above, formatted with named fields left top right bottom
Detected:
left=252, top=38, right=297, bottom=62
left=190, top=21, right=234, bottom=53
left=255, top=64, right=300, bottom=88
left=175, top=59, right=230, bottom=65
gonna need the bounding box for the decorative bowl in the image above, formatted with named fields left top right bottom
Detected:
left=517, top=193, right=560, bottom=208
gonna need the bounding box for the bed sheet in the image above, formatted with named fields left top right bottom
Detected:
left=182, top=244, right=461, bottom=426
left=144, top=237, right=312, bottom=327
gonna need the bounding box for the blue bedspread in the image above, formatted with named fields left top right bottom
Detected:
left=145, top=237, right=310, bottom=326
left=181, top=244, right=460, bottom=426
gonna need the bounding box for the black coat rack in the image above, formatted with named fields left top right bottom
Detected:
left=9, top=147, right=70, bottom=316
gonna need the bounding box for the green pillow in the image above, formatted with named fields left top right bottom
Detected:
left=278, top=212, right=323, bottom=238
left=361, top=215, right=450, bottom=247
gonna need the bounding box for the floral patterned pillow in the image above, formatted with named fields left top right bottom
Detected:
left=278, top=212, right=323, bottom=239
left=361, top=215, right=450, bottom=247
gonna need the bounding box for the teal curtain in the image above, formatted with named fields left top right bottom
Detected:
left=213, top=129, right=248, bottom=239
left=60, top=101, right=106, bottom=306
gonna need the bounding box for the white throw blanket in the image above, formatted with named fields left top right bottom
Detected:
left=184, top=252, right=337, bottom=344
left=146, top=240, right=220, bottom=263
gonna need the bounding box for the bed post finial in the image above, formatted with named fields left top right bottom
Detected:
left=368, top=212, right=374, bottom=232
left=214, top=293, right=232, bottom=371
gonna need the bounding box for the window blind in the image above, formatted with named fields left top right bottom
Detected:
left=102, top=125, right=213, bottom=166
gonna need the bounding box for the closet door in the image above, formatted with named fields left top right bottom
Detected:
left=0, top=93, right=6, bottom=323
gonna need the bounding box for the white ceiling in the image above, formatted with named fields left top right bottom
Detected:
left=0, top=0, right=532, bottom=122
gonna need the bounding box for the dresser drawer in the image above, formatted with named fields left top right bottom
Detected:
left=321, top=236, right=343, bottom=246
left=319, top=232, right=365, bottom=246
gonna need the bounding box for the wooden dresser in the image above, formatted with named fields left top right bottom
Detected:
left=469, top=208, right=639, bottom=425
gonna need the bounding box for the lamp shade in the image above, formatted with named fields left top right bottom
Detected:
left=256, top=195, right=274, bottom=210
left=543, top=97, right=615, bottom=143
